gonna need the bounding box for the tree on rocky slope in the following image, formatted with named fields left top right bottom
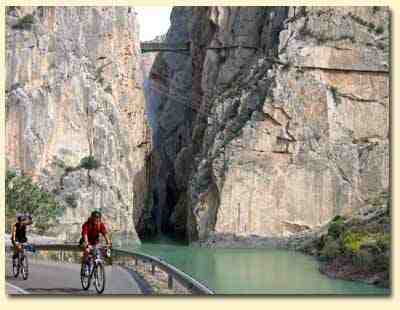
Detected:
left=6, top=170, right=65, bottom=234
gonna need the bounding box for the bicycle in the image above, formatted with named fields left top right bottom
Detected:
left=80, top=245, right=111, bottom=294
left=12, top=243, right=33, bottom=280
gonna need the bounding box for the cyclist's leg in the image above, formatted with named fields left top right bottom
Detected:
left=13, top=242, right=22, bottom=259
left=12, top=245, right=18, bottom=260
left=20, top=242, right=26, bottom=256
left=83, top=246, right=91, bottom=263
left=82, top=245, right=92, bottom=273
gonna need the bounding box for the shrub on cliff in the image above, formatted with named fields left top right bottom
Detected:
left=6, top=169, right=65, bottom=234
left=79, top=155, right=100, bottom=170
left=65, top=194, right=78, bottom=208
left=308, top=208, right=390, bottom=288
left=320, top=236, right=342, bottom=260
left=327, top=215, right=345, bottom=239
left=12, top=14, right=35, bottom=30
left=342, top=231, right=369, bottom=253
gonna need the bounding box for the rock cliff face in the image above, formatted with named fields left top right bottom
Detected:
left=148, top=7, right=389, bottom=242
left=5, top=6, right=150, bottom=240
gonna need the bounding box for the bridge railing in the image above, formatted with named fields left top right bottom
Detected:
left=140, top=42, right=191, bottom=53
left=5, top=243, right=214, bottom=295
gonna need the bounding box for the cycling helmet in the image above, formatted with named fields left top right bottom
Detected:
left=91, top=209, right=102, bottom=218
left=17, top=213, right=32, bottom=222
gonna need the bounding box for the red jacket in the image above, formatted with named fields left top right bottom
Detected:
left=82, top=220, right=107, bottom=245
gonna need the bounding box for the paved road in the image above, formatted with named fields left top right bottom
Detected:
left=6, top=259, right=151, bottom=295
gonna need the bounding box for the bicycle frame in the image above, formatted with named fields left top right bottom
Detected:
left=86, top=245, right=106, bottom=271
left=12, top=243, right=30, bottom=280
left=81, top=245, right=109, bottom=293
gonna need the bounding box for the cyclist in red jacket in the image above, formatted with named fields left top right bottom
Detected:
left=81, top=210, right=112, bottom=263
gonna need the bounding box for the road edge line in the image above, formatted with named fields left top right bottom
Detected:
left=6, top=282, right=30, bottom=295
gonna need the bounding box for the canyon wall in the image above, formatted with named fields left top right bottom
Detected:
left=5, top=6, right=151, bottom=240
left=148, top=6, right=390, bottom=242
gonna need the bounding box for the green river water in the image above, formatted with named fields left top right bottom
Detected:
left=115, top=236, right=389, bottom=295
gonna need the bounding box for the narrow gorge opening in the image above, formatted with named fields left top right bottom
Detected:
left=135, top=6, right=189, bottom=243
left=136, top=6, right=291, bottom=243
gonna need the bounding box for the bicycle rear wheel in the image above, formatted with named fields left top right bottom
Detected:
left=80, top=262, right=91, bottom=290
left=21, top=254, right=29, bottom=280
left=94, top=262, right=105, bottom=294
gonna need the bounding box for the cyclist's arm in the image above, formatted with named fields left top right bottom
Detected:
left=82, top=224, right=90, bottom=247
left=103, top=233, right=112, bottom=247
left=22, top=217, right=32, bottom=226
left=101, top=224, right=112, bottom=247
left=11, top=224, right=16, bottom=246
left=83, top=234, right=89, bottom=247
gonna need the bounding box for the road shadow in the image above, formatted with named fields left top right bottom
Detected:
left=19, top=288, right=86, bottom=294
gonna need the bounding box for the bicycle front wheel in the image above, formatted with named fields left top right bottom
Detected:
left=80, top=263, right=91, bottom=290
left=94, top=262, right=105, bottom=294
left=21, top=255, right=29, bottom=280
left=12, top=256, right=19, bottom=278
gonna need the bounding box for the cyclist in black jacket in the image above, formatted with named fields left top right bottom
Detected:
left=11, top=215, right=32, bottom=259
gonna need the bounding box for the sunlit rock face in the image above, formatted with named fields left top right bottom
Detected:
left=5, top=6, right=151, bottom=240
left=149, top=6, right=389, bottom=242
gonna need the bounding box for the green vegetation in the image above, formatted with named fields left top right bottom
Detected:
left=54, top=158, right=67, bottom=169
left=79, top=155, right=101, bottom=170
left=319, top=236, right=342, bottom=259
left=329, top=86, right=342, bottom=105
left=375, top=25, right=384, bottom=34
left=104, top=85, right=113, bottom=94
left=65, top=194, right=78, bottom=208
left=321, top=214, right=390, bottom=263
left=342, top=231, right=368, bottom=252
left=12, top=14, right=35, bottom=30
left=305, top=201, right=390, bottom=287
left=54, top=156, right=100, bottom=189
left=372, top=6, right=381, bottom=14
left=327, top=215, right=345, bottom=238
left=6, top=170, right=65, bottom=234
left=95, top=61, right=112, bottom=85
left=65, top=166, right=77, bottom=173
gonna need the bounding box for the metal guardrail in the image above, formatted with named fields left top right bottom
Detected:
left=5, top=243, right=214, bottom=295
left=113, top=248, right=214, bottom=295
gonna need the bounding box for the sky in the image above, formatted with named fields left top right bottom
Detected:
left=135, top=7, right=172, bottom=41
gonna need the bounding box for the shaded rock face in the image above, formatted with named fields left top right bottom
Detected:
left=144, top=7, right=196, bottom=239
left=135, top=40, right=161, bottom=239
left=148, top=6, right=389, bottom=243
left=6, top=6, right=151, bottom=241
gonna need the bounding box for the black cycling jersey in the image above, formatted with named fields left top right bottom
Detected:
left=14, top=222, right=27, bottom=243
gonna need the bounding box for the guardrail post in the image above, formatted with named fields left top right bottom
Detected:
left=168, top=274, right=173, bottom=289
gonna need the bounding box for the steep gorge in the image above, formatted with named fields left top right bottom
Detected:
left=144, top=6, right=390, bottom=244
left=5, top=6, right=390, bottom=248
